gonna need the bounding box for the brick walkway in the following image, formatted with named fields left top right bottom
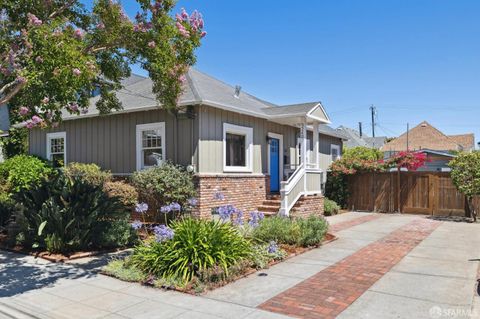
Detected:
left=329, top=214, right=381, bottom=233
left=259, top=218, right=442, bottom=319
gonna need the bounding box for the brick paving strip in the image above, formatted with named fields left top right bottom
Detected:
left=329, top=214, right=382, bottom=233
left=259, top=218, right=442, bottom=319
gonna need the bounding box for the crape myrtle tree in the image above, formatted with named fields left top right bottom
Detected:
left=0, top=0, right=206, bottom=129
left=449, top=152, right=480, bottom=222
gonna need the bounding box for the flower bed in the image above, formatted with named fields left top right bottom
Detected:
left=104, top=196, right=332, bottom=294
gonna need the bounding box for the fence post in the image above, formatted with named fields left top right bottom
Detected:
left=397, top=169, right=401, bottom=213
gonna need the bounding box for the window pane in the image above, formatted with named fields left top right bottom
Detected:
left=332, top=148, right=339, bottom=161
left=51, top=153, right=64, bottom=167
left=142, top=130, right=162, bottom=148
left=226, top=133, right=245, bottom=167
left=143, top=148, right=162, bottom=167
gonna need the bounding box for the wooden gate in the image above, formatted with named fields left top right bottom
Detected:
left=347, top=172, right=475, bottom=216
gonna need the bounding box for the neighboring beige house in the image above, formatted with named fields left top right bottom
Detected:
left=28, top=69, right=344, bottom=218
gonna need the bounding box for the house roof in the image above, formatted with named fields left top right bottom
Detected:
left=380, top=121, right=475, bottom=152
left=336, top=126, right=387, bottom=149
left=61, top=68, right=331, bottom=125
left=318, top=124, right=348, bottom=140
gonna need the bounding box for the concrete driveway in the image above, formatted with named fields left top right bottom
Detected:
left=1, top=212, right=479, bottom=319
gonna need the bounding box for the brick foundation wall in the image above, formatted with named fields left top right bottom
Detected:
left=290, top=194, right=324, bottom=218
left=194, top=174, right=270, bottom=219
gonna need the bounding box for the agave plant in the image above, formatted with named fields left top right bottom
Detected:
left=13, top=173, right=133, bottom=253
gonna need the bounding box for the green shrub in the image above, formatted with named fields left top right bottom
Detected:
left=296, top=216, right=329, bottom=247
left=0, top=155, right=53, bottom=193
left=131, top=218, right=252, bottom=282
left=252, top=215, right=328, bottom=247
left=324, top=198, right=340, bottom=216
left=64, top=162, right=112, bottom=187
left=103, top=181, right=138, bottom=209
left=12, top=173, right=134, bottom=253
left=0, top=192, right=14, bottom=227
left=325, top=172, right=349, bottom=208
left=131, top=162, right=196, bottom=215
left=249, top=243, right=287, bottom=269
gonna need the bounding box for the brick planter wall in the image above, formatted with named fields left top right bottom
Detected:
left=290, top=194, right=324, bottom=218
left=194, top=174, right=270, bottom=219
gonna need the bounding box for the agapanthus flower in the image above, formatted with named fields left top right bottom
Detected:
left=72, top=68, right=81, bottom=76
left=153, top=225, right=175, bottom=242
left=131, top=220, right=143, bottom=230
left=135, top=202, right=149, bottom=214
left=187, top=198, right=198, bottom=207
left=248, top=211, right=264, bottom=228
left=267, top=241, right=278, bottom=254
left=233, top=210, right=244, bottom=226
left=217, top=204, right=238, bottom=221
left=19, top=106, right=29, bottom=116
left=213, top=190, right=225, bottom=200
left=160, top=205, right=171, bottom=213
left=169, top=202, right=181, bottom=212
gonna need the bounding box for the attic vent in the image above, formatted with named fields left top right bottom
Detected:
left=421, top=123, right=428, bottom=127
left=234, top=85, right=242, bottom=98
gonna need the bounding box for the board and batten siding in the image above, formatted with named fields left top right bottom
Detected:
left=197, top=105, right=298, bottom=175
left=29, top=108, right=198, bottom=174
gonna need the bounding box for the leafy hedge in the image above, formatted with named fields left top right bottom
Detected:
left=324, top=198, right=340, bottom=216
left=64, top=162, right=112, bottom=187
left=0, top=155, right=53, bottom=193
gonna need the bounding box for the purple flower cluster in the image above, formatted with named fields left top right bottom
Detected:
left=187, top=197, right=198, bottom=207
left=160, top=202, right=181, bottom=213
left=153, top=225, right=174, bottom=242
left=248, top=211, right=264, bottom=228
left=131, top=220, right=143, bottom=230
left=267, top=241, right=278, bottom=254
left=175, top=8, right=205, bottom=38
left=135, top=202, right=149, bottom=214
left=25, top=115, right=43, bottom=129
left=213, top=190, right=225, bottom=201
left=216, top=204, right=244, bottom=225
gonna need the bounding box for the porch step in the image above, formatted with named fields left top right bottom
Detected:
left=257, top=205, right=280, bottom=213
left=262, top=199, right=281, bottom=206
left=267, top=194, right=281, bottom=200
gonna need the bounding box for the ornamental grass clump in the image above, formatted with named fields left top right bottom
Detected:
left=131, top=218, right=252, bottom=282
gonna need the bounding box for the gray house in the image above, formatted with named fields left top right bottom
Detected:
left=28, top=69, right=343, bottom=218
left=337, top=126, right=387, bottom=149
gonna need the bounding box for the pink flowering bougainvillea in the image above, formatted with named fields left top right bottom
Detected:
left=0, top=0, right=206, bottom=128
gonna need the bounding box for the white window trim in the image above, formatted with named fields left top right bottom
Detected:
left=46, top=131, right=67, bottom=165
left=268, top=132, right=284, bottom=180
left=136, top=122, right=166, bottom=171
left=331, top=144, right=341, bottom=161
left=223, top=123, right=253, bottom=173
left=297, top=137, right=312, bottom=165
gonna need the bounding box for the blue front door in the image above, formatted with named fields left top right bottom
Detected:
left=270, top=138, right=280, bottom=192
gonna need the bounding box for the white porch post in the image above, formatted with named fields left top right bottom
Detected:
left=313, top=122, right=319, bottom=169
left=300, top=121, right=308, bottom=166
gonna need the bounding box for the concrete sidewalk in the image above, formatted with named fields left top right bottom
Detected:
left=0, top=212, right=478, bottom=319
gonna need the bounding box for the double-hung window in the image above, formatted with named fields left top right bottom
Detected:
left=46, top=132, right=66, bottom=167
left=136, top=122, right=166, bottom=170
left=223, top=123, right=253, bottom=172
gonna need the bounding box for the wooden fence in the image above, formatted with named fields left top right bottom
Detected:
left=347, top=171, right=479, bottom=216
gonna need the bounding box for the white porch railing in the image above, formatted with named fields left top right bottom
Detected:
left=279, top=163, right=323, bottom=216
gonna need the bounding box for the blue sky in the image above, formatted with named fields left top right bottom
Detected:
left=88, top=0, right=480, bottom=144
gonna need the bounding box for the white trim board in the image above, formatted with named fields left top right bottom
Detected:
left=267, top=132, right=284, bottom=183
left=46, top=131, right=67, bottom=165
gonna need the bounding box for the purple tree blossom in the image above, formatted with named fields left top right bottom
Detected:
left=148, top=41, right=156, bottom=48
left=135, top=202, right=149, bottom=214
left=153, top=225, right=175, bottom=242
left=131, top=220, right=143, bottom=230
left=27, top=13, right=42, bottom=26
left=72, top=68, right=81, bottom=76
left=18, top=106, right=29, bottom=116
left=74, top=29, right=84, bottom=39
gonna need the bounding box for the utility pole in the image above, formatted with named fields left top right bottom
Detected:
left=370, top=105, right=376, bottom=137
left=358, top=122, right=363, bottom=137
left=406, top=123, right=409, bottom=151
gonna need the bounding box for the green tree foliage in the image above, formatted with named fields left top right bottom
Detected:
left=0, top=1, right=205, bottom=127
left=342, top=146, right=383, bottom=162
left=0, top=127, right=28, bottom=159
left=448, top=152, right=480, bottom=221
left=0, top=154, right=53, bottom=193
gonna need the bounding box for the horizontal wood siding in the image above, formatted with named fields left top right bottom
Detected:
left=29, top=109, right=197, bottom=174
left=197, top=105, right=297, bottom=174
